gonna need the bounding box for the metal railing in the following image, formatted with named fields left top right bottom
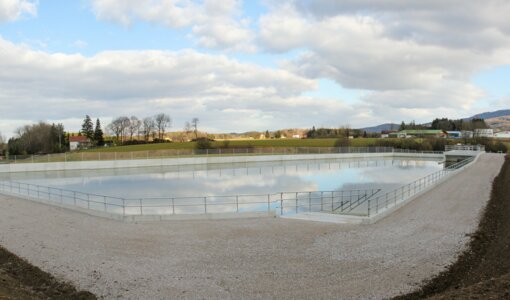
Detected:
left=445, top=144, right=485, bottom=152
left=0, top=180, right=380, bottom=217
left=366, top=155, right=477, bottom=216
left=0, top=155, right=477, bottom=219
left=0, top=147, right=443, bottom=165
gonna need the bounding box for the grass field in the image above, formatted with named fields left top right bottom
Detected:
left=86, top=138, right=380, bottom=153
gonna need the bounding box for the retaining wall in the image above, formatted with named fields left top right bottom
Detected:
left=0, top=152, right=443, bottom=173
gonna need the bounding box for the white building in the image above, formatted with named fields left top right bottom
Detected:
left=474, top=128, right=494, bottom=137
left=461, top=131, right=474, bottom=139
left=494, top=131, right=510, bottom=139
left=69, top=136, right=90, bottom=151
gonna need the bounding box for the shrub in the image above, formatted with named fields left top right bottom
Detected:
left=334, top=136, right=349, bottom=148
left=195, top=138, right=212, bottom=149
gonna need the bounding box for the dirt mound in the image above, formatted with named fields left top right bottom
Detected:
left=395, top=155, right=510, bottom=299
left=0, top=246, right=95, bottom=300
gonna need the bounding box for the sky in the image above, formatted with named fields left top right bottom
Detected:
left=1, top=0, right=510, bottom=138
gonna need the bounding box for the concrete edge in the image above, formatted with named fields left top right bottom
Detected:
left=0, top=152, right=452, bottom=224
left=123, top=211, right=276, bottom=222
left=0, top=152, right=443, bottom=173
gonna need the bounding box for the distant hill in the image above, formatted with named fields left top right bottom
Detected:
left=468, top=109, right=510, bottom=120
left=469, top=109, right=510, bottom=131
left=359, top=123, right=400, bottom=133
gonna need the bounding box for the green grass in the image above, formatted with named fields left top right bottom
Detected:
left=86, top=138, right=380, bottom=153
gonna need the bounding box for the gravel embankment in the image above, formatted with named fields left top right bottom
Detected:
left=0, top=154, right=504, bottom=299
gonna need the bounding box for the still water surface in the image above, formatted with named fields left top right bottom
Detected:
left=1, top=157, right=443, bottom=199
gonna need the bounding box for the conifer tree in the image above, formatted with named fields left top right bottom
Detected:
left=94, top=118, right=104, bottom=146
left=81, top=115, right=94, bottom=140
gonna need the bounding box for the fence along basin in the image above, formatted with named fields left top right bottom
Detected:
left=0, top=156, right=445, bottom=217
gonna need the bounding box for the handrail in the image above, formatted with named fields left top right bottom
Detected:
left=0, top=179, right=380, bottom=217
left=0, top=154, right=477, bottom=219
left=445, top=144, right=485, bottom=152
left=367, top=155, right=477, bottom=216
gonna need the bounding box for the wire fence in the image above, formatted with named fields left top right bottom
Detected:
left=0, top=146, right=443, bottom=165
left=0, top=154, right=477, bottom=219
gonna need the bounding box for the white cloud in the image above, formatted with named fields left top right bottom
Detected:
left=257, top=1, right=510, bottom=122
left=0, top=0, right=37, bottom=22
left=1, top=37, right=370, bottom=137
left=90, top=0, right=255, bottom=51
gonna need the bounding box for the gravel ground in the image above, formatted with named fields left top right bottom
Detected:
left=0, top=153, right=504, bottom=299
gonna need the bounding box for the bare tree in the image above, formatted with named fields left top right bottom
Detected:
left=184, top=121, right=192, bottom=141
left=154, top=113, right=171, bottom=140
left=142, top=116, right=156, bottom=142
left=108, top=116, right=130, bottom=143
left=128, top=116, right=141, bottom=141
left=191, top=117, right=199, bottom=139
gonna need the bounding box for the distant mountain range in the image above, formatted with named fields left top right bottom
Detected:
left=469, top=109, right=510, bottom=120
left=359, top=109, right=510, bottom=133
left=360, top=123, right=400, bottom=133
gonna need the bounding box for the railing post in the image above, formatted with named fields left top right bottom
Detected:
left=104, top=196, right=107, bottom=212
left=267, top=194, right=270, bottom=212
left=280, top=192, right=283, bottom=215
left=309, top=192, right=312, bottom=212
left=122, top=199, right=126, bottom=216
left=236, top=195, right=239, bottom=212
left=204, top=196, right=207, bottom=213
left=296, top=192, right=299, bottom=213
left=140, top=199, right=143, bottom=215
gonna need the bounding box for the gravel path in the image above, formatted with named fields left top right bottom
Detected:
left=0, top=153, right=504, bottom=299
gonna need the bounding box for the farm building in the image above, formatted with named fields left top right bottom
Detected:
left=392, top=130, right=447, bottom=138
left=494, top=131, right=510, bottom=139
left=446, top=131, right=462, bottom=138
left=474, top=128, right=494, bottom=137
left=461, top=131, right=474, bottom=138
left=69, top=136, right=91, bottom=151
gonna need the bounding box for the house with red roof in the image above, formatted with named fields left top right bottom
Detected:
left=69, top=136, right=91, bottom=151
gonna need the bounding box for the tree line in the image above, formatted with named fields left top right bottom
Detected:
left=0, top=132, right=6, bottom=157
left=106, top=114, right=200, bottom=145
left=7, top=122, right=68, bottom=155
left=399, top=118, right=489, bottom=131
